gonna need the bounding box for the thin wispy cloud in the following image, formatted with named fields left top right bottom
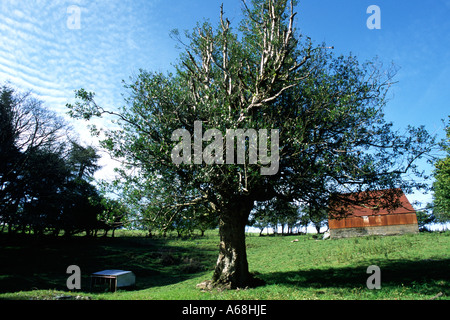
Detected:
left=0, top=0, right=169, bottom=180
left=1, top=0, right=240, bottom=117
left=0, top=0, right=166, bottom=116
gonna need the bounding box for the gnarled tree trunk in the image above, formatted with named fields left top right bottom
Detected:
left=210, top=199, right=264, bottom=289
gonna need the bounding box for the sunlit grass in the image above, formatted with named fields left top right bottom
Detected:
left=0, top=230, right=449, bottom=300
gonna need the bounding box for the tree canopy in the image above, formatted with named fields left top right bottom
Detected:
left=0, top=84, right=120, bottom=237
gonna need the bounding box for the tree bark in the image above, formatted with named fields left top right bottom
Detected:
left=211, top=199, right=263, bottom=289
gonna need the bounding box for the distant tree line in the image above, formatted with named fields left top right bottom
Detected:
left=0, top=84, right=126, bottom=237
left=249, top=198, right=328, bottom=235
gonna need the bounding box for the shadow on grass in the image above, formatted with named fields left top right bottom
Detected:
left=261, top=258, right=450, bottom=296
left=0, top=233, right=217, bottom=295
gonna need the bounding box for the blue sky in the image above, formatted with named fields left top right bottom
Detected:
left=1, top=0, right=449, bottom=209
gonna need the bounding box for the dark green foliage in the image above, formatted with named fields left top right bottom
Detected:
left=0, top=84, right=115, bottom=236
left=432, top=117, right=450, bottom=223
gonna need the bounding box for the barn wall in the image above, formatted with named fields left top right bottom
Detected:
left=329, top=223, right=419, bottom=239
left=329, top=213, right=418, bottom=230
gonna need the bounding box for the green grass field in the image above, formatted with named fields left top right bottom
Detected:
left=0, top=230, right=449, bottom=300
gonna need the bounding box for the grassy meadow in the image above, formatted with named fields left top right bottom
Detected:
left=0, top=230, right=449, bottom=300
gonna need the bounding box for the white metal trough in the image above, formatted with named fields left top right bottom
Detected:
left=90, top=270, right=135, bottom=292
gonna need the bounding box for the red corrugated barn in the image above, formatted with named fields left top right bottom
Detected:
left=328, top=189, right=419, bottom=239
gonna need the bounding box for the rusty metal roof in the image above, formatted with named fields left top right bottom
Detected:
left=329, top=189, right=416, bottom=218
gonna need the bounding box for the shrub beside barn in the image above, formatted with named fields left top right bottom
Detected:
left=328, top=189, right=419, bottom=239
